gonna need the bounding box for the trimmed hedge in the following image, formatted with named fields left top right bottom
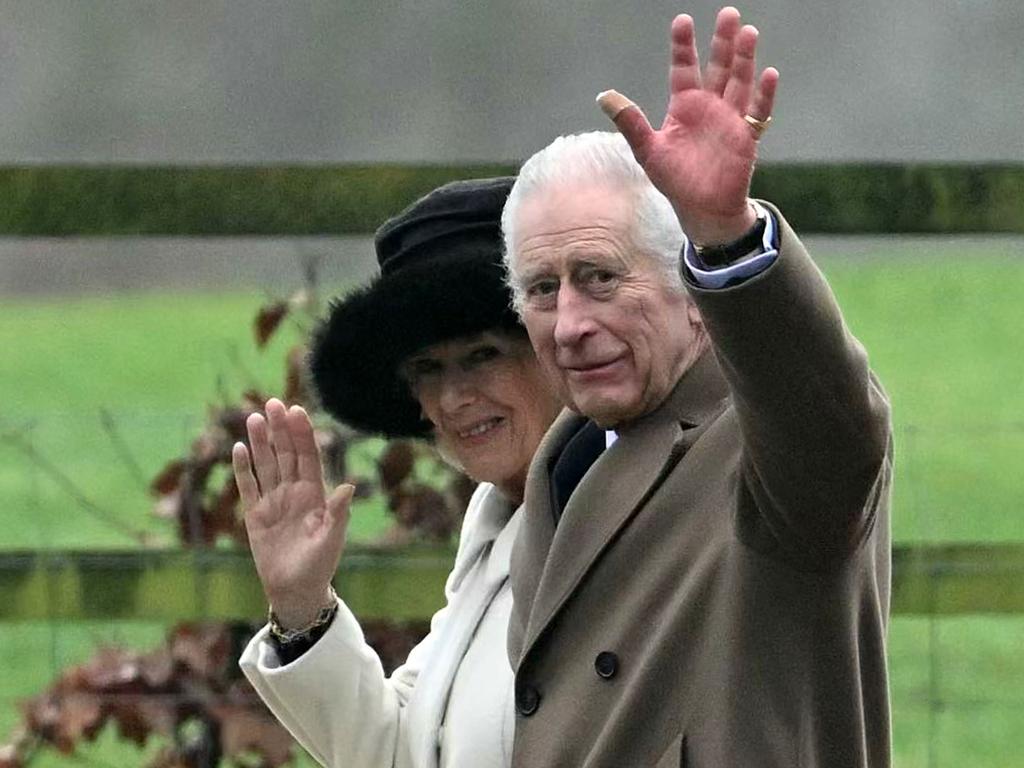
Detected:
left=0, top=163, right=1021, bottom=235
left=751, top=164, right=1024, bottom=234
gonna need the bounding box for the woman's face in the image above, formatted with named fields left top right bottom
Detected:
left=402, top=331, right=563, bottom=502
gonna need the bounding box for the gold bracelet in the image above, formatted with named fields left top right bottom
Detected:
left=268, top=585, right=339, bottom=644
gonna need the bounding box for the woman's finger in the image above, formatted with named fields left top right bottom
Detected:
left=288, top=405, right=324, bottom=484
left=232, top=442, right=261, bottom=510
left=326, top=484, right=355, bottom=530
left=246, top=412, right=279, bottom=492
left=266, top=398, right=298, bottom=483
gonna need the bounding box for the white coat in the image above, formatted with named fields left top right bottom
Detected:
left=239, top=483, right=518, bottom=768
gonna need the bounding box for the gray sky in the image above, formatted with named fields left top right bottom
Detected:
left=1, top=0, right=1022, bottom=163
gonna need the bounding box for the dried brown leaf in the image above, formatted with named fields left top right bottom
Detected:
left=218, top=407, right=252, bottom=444
left=150, top=460, right=187, bottom=496
left=318, top=428, right=348, bottom=487
left=254, top=302, right=289, bottom=349
left=205, top=476, right=243, bottom=546
left=169, top=625, right=232, bottom=682
left=390, top=485, right=456, bottom=541
left=108, top=695, right=176, bottom=746
left=447, top=473, right=477, bottom=520
left=212, top=705, right=294, bottom=767
left=241, top=390, right=271, bottom=413
left=25, top=692, right=103, bottom=753
left=378, top=441, right=415, bottom=493
left=282, top=345, right=311, bottom=406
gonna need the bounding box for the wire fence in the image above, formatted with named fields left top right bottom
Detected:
left=1, top=415, right=1022, bottom=767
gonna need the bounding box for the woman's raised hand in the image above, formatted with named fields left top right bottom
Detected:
left=233, top=398, right=354, bottom=628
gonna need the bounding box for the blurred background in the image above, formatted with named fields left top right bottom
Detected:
left=1, top=1, right=1022, bottom=766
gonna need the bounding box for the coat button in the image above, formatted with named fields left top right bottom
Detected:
left=595, top=651, right=619, bottom=679
left=515, top=682, right=541, bottom=716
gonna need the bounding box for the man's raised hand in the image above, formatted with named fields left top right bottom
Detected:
left=598, top=7, right=779, bottom=245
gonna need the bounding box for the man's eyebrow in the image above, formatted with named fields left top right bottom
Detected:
left=516, top=264, right=555, bottom=284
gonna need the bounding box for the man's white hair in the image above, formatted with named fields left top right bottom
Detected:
left=501, top=131, right=685, bottom=312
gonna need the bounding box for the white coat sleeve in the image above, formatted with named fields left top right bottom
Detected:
left=238, top=484, right=492, bottom=768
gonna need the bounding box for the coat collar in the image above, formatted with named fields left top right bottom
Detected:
left=448, top=483, right=515, bottom=592
left=509, top=350, right=730, bottom=667
left=408, top=486, right=519, bottom=768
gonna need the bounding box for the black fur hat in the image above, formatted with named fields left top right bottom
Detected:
left=309, top=176, right=521, bottom=438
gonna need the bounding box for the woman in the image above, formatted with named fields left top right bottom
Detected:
left=235, top=177, right=563, bottom=768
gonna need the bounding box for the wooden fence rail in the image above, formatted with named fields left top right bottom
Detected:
left=1, top=544, right=1022, bottom=623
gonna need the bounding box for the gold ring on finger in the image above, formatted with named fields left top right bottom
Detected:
left=743, top=114, right=772, bottom=139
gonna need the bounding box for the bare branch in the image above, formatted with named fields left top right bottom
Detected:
left=98, top=408, right=149, bottom=493
left=1, top=431, right=150, bottom=546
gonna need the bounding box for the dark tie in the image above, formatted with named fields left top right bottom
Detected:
left=549, top=420, right=607, bottom=522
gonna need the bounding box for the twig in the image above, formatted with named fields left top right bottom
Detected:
left=97, top=408, right=149, bottom=493
left=1, top=431, right=149, bottom=546
left=224, top=341, right=260, bottom=391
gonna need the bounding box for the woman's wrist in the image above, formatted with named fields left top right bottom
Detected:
left=267, top=584, right=338, bottom=632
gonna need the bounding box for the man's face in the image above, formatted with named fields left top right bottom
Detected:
left=511, top=183, right=701, bottom=427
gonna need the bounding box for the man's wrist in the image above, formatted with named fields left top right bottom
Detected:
left=681, top=202, right=779, bottom=290
left=682, top=201, right=758, bottom=247
left=692, top=206, right=769, bottom=268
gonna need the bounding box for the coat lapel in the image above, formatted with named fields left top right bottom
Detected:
left=512, top=351, right=731, bottom=667
left=508, top=409, right=581, bottom=664
left=407, top=487, right=514, bottom=768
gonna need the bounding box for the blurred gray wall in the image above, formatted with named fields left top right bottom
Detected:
left=1, top=0, right=1021, bottom=164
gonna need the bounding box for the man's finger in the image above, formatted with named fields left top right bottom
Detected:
left=748, top=66, right=780, bottom=123
left=232, top=442, right=261, bottom=510
left=723, top=24, right=759, bottom=115
left=669, top=14, right=702, bottom=94
left=704, top=7, right=742, bottom=96
left=597, top=90, right=655, bottom=161
left=267, top=398, right=298, bottom=483
left=246, top=412, right=279, bottom=492
left=287, top=405, right=323, bottom=483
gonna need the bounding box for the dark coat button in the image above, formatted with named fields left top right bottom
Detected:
left=595, top=651, right=619, bottom=679
left=516, top=682, right=541, bottom=716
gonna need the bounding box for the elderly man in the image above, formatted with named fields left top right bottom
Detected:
left=501, top=8, right=892, bottom=768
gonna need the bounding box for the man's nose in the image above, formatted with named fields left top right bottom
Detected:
left=553, top=285, right=597, bottom=348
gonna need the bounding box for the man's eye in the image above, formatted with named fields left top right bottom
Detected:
left=583, top=269, right=619, bottom=290
left=528, top=280, right=561, bottom=307
left=526, top=279, right=559, bottom=299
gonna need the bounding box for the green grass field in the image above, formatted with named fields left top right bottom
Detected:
left=1, top=240, right=1022, bottom=766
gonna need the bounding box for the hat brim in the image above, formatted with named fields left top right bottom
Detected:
left=309, top=251, right=522, bottom=438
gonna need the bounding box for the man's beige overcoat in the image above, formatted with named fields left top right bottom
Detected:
left=508, top=208, right=893, bottom=768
